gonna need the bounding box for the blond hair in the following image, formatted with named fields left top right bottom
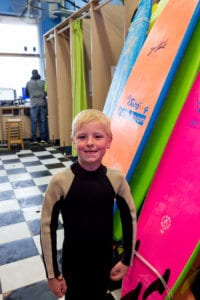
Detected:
left=71, top=109, right=112, bottom=138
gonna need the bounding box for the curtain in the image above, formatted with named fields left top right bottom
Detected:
left=71, top=19, right=88, bottom=155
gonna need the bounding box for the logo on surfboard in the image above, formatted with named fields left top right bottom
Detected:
left=116, top=94, right=149, bottom=126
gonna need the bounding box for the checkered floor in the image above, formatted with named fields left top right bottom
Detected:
left=0, top=145, right=73, bottom=300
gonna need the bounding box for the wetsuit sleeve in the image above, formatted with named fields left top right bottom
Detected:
left=116, top=175, right=137, bottom=266
left=40, top=174, right=63, bottom=278
left=40, top=168, right=74, bottom=278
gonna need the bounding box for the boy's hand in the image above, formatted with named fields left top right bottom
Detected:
left=48, top=275, right=67, bottom=297
left=110, top=261, right=129, bottom=281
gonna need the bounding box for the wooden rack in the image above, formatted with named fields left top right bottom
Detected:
left=44, top=0, right=139, bottom=147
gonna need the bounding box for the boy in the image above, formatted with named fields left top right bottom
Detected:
left=40, top=109, right=137, bottom=300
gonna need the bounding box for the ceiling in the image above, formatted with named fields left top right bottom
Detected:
left=0, top=1, right=91, bottom=19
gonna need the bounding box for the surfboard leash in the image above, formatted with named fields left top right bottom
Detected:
left=134, top=249, right=173, bottom=299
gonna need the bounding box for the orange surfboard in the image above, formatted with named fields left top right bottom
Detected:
left=103, top=0, right=199, bottom=181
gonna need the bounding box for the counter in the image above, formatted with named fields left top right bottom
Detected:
left=0, top=105, right=31, bottom=142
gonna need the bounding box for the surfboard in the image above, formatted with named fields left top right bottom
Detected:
left=103, top=0, right=153, bottom=118
left=103, top=0, right=199, bottom=182
left=113, top=18, right=200, bottom=242
left=130, top=18, right=200, bottom=213
left=105, top=0, right=199, bottom=241
left=148, top=0, right=168, bottom=32
left=121, top=71, right=200, bottom=300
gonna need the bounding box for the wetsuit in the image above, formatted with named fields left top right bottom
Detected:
left=41, top=162, right=136, bottom=300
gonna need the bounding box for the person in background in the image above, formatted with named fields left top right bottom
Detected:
left=25, top=69, right=48, bottom=144
left=40, top=109, right=137, bottom=300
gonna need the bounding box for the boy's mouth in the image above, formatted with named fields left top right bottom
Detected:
left=84, top=150, right=97, bottom=153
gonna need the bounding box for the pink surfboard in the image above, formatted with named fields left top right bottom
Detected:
left=121, top=72, right=200, bottom=300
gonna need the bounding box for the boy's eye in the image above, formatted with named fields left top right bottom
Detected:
left=95, top=135, right=103, bottom=139
left=77, top=135, right=86, bottom=140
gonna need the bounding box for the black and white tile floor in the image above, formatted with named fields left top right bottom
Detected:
left=0, top=145, right=72, bottom=300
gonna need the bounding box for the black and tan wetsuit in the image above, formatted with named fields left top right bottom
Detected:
left=41, top=161, right=136, bottom=300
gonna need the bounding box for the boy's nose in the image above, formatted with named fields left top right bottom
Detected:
left=87, top=136, right=94, bottom=145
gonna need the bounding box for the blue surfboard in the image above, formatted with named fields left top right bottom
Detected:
left=103, top=0, right=153, bottom=118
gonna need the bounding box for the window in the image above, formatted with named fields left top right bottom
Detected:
left=0, top=16, right=41, bottom=99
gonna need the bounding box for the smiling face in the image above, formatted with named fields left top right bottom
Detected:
left=73, top=121, right=112, bottom=171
